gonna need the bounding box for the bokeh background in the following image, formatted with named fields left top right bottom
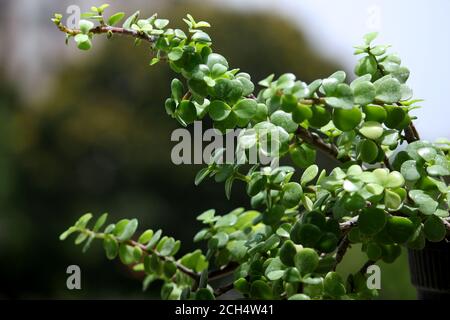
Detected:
left=0, top=0, right=448, bottom=299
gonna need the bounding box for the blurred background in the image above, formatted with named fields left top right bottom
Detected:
left=1, top=0, right=448, bottom=299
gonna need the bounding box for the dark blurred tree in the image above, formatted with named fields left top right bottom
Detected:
left=1, top=5, right=343, bottom=298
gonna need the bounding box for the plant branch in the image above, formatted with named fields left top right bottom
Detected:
left=81, top=229, right=200, bottom=282
left=208, top=262, right=239, bottom=281
left=359, top=260, right=375, bottom=274
left=295, top=126, right=346, bottom=162
left=56, top=23, right=156, bottom=44
left=443, top=217, right=450, bottom=231
left=214, top=282, right=235, bottom=297
left=339, top=216, right=358, bottom=231
left=332, top=234, right=350, bottom=271
left=129, top=240, right=200, bottom=281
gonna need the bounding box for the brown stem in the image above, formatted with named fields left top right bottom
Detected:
left=208, top=262, right=239, bottom=281
left=57, top=24, right=155, bottom=44
left=214, top=282, right=235, bottom=297
left=129, top=239, right=200, bottom=281
left=359, top=260, right=375, bottom=274
left=332, top=234, right=351, bottom=271
left=295, top=126, right=346, bottom=163
left=339, top=216, right=358, bottom=231
left=443, top=218, right=450, bottom=232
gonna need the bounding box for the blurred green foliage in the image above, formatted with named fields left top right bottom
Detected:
left=0, top=4, right=415, bottom=299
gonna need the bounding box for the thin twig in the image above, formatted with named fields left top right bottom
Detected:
left=339, top=216, right=358, bottom=231
left=214, top=282, right=235, bottom=297
left=208, top=262, right=239, bottom=281
left=129, top=240, right=200, bottom=281
left=332, top=234, right=350, bottom=271
left=57, top=24, right=156, bottom=44
left=359, top=260, right=375, bottom=274
left=295, top=126, right=343, bottom=161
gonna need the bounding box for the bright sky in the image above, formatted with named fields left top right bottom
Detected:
left=206, top=0, right=450, bottom=140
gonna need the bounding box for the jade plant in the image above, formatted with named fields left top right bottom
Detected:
left=54, top=4, right=450, bottom=300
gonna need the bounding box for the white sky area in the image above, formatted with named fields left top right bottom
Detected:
left=206, top=0, right=450, bottom=140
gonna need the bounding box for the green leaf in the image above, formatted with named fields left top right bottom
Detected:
left=258, top=74, right=274, bottom=88
left=196, top=209, right=216, bottom=223
left=108, top=12, right=125, bottom=26
left=359, top=121, right=383, bottom=140
left=283, top=267, right=302, bottom=283
left=59, top=226, right=77, bottom=241
left=355, top=56, right=377, bottom=77
left=209, top=100, right=231, bottom=121
left=294, top=248, right=319, bottom=275
left=157, top=237, right=179, bottom=256
left=206, top=53, right=229, bottom=69
left=364, top=32, right=378, bottom=45
left=74, top=34, right=92, bottom=51
left=363, top=105, right=387, bottom=122
left=117, top=219, right=138, bottom=241
left=195, top=288, right=215, bottom=300
left=123, top=11, right=140, bottom=29
left=74, top=232, right=88, bottom=245
left=427, top=165, right=450, bottom=176
left=215, top=213, right=237, bottom=228
left=250, top=280, right=272, bottom=300
left=301, top=165, right=319, bottom=186
left=375, top=77, right=402, bottom=103
left=194, top=167, right=211, bottom=186
left=154, top=18, right=169, bottom=29
left=385, top=171, right=405, bottom=188
left=417, top=147, right=437, bottom=162
left=276, top=73, right=296, bottom=89
left=138, top=229, right=154, bottom=244
left=119, top=243, right=136, bottom=265
left=332, top=107, right=362, bottom=131
left=324, top=272, right=346, bottom=297
left=146, top=229, right=162, bottom=249
left=168, top=47, right=183, bottom=61
left=232, top=99, right=257, bottom=120
left=423, top=215, right=446, bottom=242
left=103, top=236, right=119, bottom=260
left=400, top=160, right=421, bottom=182
left=234, top=278, right=250, bottom=294
left=324, top=84, right=354, bottom=109
left=192, top=31, right=211, bottom=43
left=288, top=294, right=311, bottom=300
left=358, top=139, right=379, bottom=163
left=380, top=54, right=401, bottom=73
left=180, top=250, right=208, bottom=272
left=176, top=100, right=197, bottom=125
left=224, top=176, right=234, bottom=200
left=384, top=189, right=402, bottom=210
left=212, top=232, right=229, bottom=248
left=352, top=81, right=376, bottom=105
left=386, top=216, right=415, bottom=243
left=171, top=79, right=184, bottom=102
left=290, top=144, right=316, bottom=169
left=279, top=240, right=297, bottom=267
left=409, top=190, right=438, bottom=215
left=265, top=257, right=285, bottom=280
left=270, top=110, right=298, bottom=133
left=290, top=222, right=322, bottom=247
left=93, top=213, right=108, bottom=232
left=358, top=208, right=387, bottom=235
left=79, top=20, right=94, bottom=34
left=366, top=242, right=382, bottom=260
left=75, top=213, right=93, bottom=228
left=281, top=182, right=302, bottom=208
